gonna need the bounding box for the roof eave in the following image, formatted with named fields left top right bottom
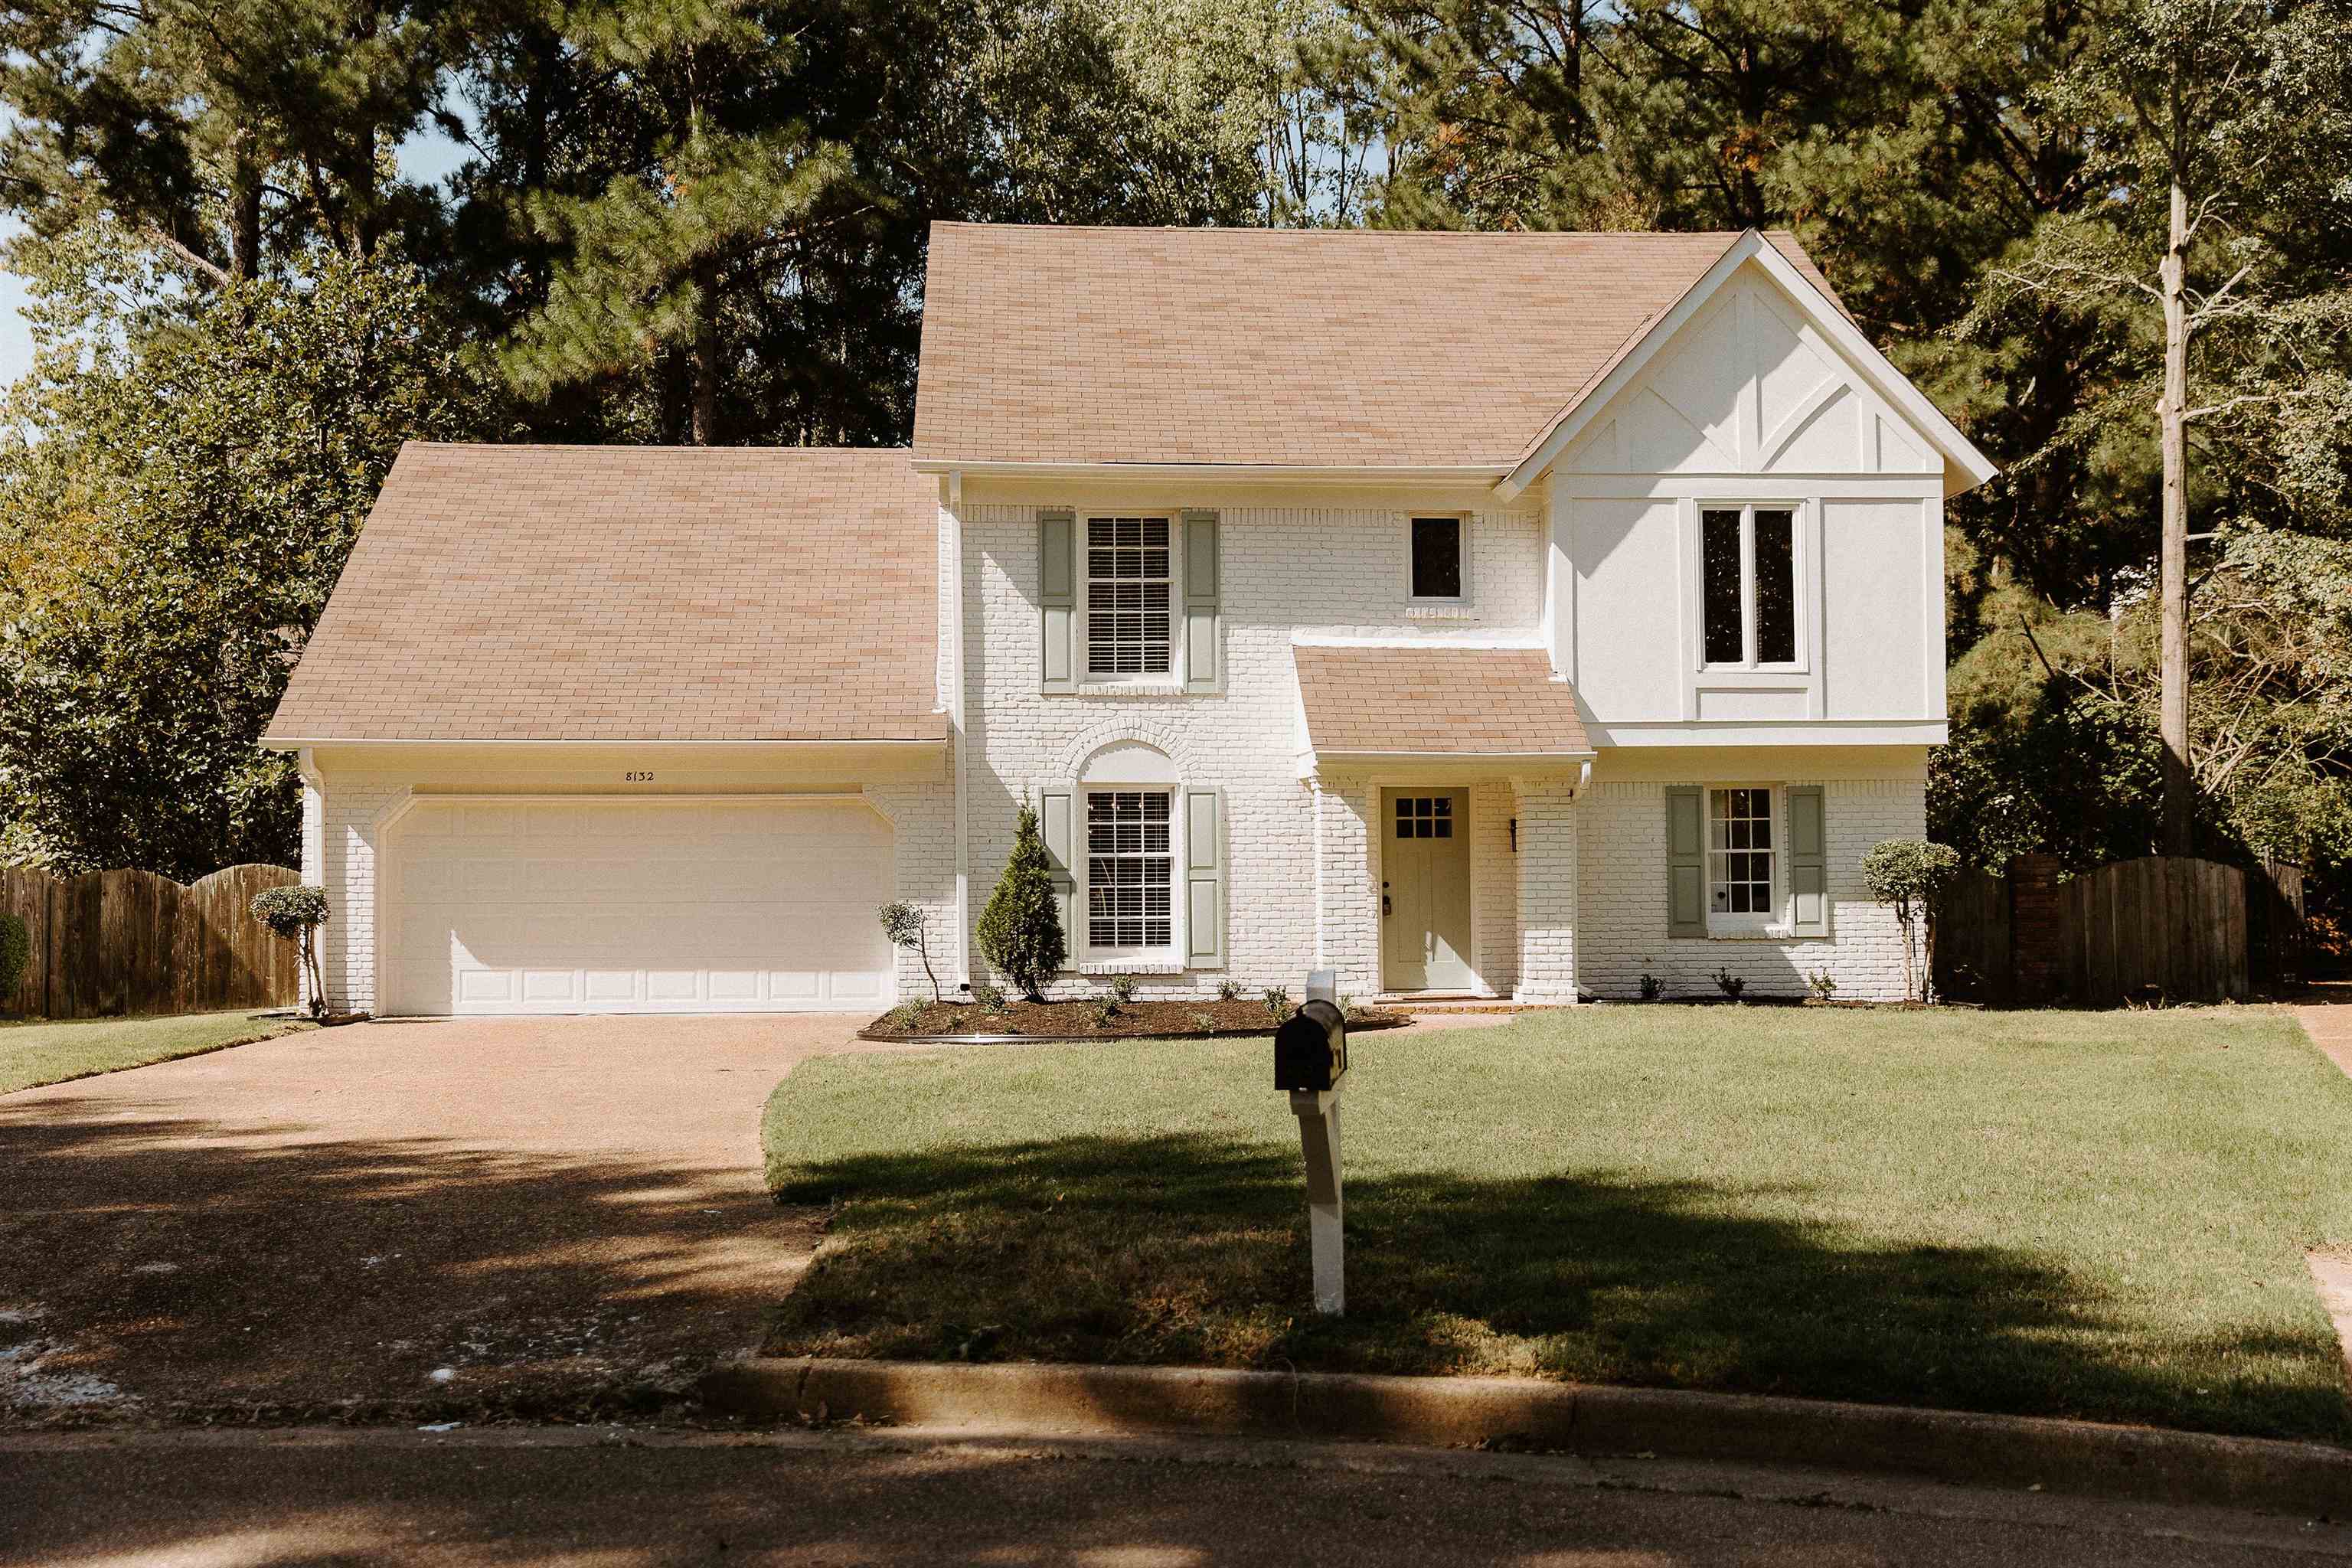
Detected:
left=259, top=734, right=952, bottom=753
left=911, top=459, right=1514, bottom=486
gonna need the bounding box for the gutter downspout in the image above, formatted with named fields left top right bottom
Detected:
left=948, top=470, right=972, bottom=989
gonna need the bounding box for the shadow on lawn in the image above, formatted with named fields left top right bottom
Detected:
left=769, top=1132, right=2351, bottom=1443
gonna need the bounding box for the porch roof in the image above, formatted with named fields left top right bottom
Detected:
left=1292, top=645, right=1594, bottom=761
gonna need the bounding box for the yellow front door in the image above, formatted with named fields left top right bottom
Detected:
left=1383, top=789, right=1474, bottom=991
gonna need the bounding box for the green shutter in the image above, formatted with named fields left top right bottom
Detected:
left=1039, top=509, right=1075, bottom=693
left=1183, top=509, right=1219, bottom=691
left=1787, top=785, right=1828, bottom=936
left=1184, top=789, right=1224, bottom=965
left=1666, top=786, right=1705, bottom=939
left=1038, top=789, right=1076, bottom=966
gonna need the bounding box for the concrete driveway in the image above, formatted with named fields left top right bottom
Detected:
left=1, top=1014, right=875, bottom=1423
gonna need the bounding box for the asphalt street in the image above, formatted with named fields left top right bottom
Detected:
left=5, top=1424, right=2347, bottom=1566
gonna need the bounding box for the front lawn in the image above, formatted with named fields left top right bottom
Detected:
left=0, top=1010, right=314, bottom=1095
left=763, top=1005, right=2352, bottom=1442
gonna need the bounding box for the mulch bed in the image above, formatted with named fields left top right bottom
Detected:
left=860, top=997, right=1411, bottom=1043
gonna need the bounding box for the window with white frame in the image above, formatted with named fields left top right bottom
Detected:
left=1086, top=790, right=1174, bottom=952
left=1700, top=505, right=1799, bottom=667
left=1086, top=516, right=1174, bottom=678
left=1409, top=515, right=1465, bottom=600
left=1707, top=787, right=1777, bottom=925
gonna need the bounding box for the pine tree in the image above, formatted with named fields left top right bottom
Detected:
left=975, top=799, right=1066, bottom=1002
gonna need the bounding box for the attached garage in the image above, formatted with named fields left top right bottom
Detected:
left=381, top=795, right=897, bottom=1016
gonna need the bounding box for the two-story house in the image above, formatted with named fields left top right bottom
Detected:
left=265, top=223, right=1993, bottom=1014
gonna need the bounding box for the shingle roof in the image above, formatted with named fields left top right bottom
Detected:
left=265, top=443, right=945, bottom=744
left=913, top=223, right=1847, bottom=469
left=1293, top=646, right=1592, bottom=756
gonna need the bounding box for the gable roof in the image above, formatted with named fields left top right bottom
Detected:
left=907, top=223, right=1844, bottom=472
left=263, top=443, right=945, bottom=746
left=1293, top=645, right=1592, bottom=758
left=912, top=223, right=1848, bottom=472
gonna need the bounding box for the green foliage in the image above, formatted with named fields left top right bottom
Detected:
left=1806, top=970, right=1838, bottom=1001
left=877, top=900, right=942, bottom=1001
left=1262, top=985, right=1292, bottom=1023
left=1108, top=974, right=1138, bottom=1005
left=883, top=1000, right=927, bottom=1032
left=1712, top=968, right=1745, bottom=1002
left=1637, top=972, right=1663, bottom=1001
left=0, top=911, right=29, bottom=1008
left=1090, top=997, right=1119, bottom=1027
left=1216, top=978, right=1244, bottom=1001
left=0, top=232, right=499, bottom=879
left=972, top=983, right=1009, bottom=1014
left=975, top=799, right=1067, bottom=1001
left=1864, top=839, right=1962, bottom=1002
left=248, top=885, right=330, bottom=939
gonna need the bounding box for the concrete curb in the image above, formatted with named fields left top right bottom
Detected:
left=699, top=1357, right=2352, bottom=1516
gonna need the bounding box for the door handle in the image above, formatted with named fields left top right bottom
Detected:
left=1382, top=894, right=1392, bottom=917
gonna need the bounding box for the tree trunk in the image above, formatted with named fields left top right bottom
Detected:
left=229, top=139, right=263, bottom=283
left=2158, top=175, right=2194, bottom=856
left=690, top=265, right=720, bottom=445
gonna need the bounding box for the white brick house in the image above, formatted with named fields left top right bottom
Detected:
left=266, top=224, right=1992, bottom=1013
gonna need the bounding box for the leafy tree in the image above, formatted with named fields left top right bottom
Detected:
left=1981, top=0, right=2352, bottom=853
left=0, top=0, right=457, bottom=281
left=250, top=884, right=331, bottom=1018
left=1862, top=839, right=1960, bottom=1002
left=878, top=900, right=943, bottom=1002
left=0, top=910, right=29, bottom=1014
left=0, top=224, right=501, bottom=878
left=975, top=799, right=1066, bottom=1001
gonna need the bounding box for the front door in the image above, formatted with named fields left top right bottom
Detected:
left=1382, top=789, right=1475, bottom=992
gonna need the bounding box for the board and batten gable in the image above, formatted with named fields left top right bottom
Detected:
left=1539, top=260, right=1951, bottom=746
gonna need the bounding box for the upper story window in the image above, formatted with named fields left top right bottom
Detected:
left=1701, top=505, right=1798, bottom=667
left=1409, top=516, right=1465, bottom=600
left=1086, top=516, right=1173, bottom=678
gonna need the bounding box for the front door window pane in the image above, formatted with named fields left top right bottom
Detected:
left=1701, top=509, right=1744, bottom=664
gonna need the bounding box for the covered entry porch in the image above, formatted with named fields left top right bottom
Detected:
left=1293, top=644, right=1592, bottom=1004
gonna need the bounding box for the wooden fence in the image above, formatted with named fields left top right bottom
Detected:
left=0, top=864, right=302, bottom=1019
left=1932, top=854, right=2305, bottom=1007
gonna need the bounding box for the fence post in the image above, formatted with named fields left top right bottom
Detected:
left=2008, top=854, right=2066, bottom=1004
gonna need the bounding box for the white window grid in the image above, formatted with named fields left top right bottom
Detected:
left=1708, top=787, right=1776, bottom=921
left=1086, top=516, right=1174, bottom=678
left=1086, top=790, right=1174, bottom=952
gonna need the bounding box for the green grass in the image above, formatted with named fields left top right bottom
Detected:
left=0, top=1010, right=313, bottom=1094
left=762, top=1005, right=2352, bottom=1442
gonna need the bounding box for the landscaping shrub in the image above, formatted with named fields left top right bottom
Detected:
left=0, top=912, right=29, bottom=1012
left=975, top=799, right=1066, bottom=1001
left=249, top=884, right=329, bottom=1018
left=1863, top=838, right=1962, bottom=1002
left=877, top=901, right=942, bottom=1001
left=1713, top=967, right=1746, bottom=1001
left=1263, top=985, right=1292, bottom=1023
left=1217, top=978, right=1243, bottom=1001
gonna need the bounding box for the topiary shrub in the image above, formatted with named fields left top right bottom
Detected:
left=975, top=799, right=1067, bottom=1001
left=250, top=884, right=330, bottom=1019
left=1861, top=839, right=1962, bottom=1002
left=0, top=912, right=30, bottom=1014
left=877, top=901, right=943, bottom=1002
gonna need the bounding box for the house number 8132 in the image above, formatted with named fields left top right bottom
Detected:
left=625, top=771, right=655, bottom=782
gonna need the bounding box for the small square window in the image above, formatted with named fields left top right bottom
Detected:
left=1410, top=517, right=1463, bottom=600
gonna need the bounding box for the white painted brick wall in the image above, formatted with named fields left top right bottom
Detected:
left=1513, top=779, right=1579, bottom=1001
left=1576, top=778, right=1927, bottom=1001
left=964, top=502, right=1542, bottom=1000
left=864, top=781, right=958, bottom=1001
left=309, top=777, right=410, bottom=1014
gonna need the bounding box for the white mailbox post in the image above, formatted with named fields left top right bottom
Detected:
left=1276, top=969, right=1348, bottom=1315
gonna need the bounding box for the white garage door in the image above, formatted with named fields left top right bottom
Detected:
left=384, top=796, right=897, bottom=1015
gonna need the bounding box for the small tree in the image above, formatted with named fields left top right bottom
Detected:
left=250, top=884, right=330, bottom=1019
left=1861, top=840, right=1962, bottom=1003
left=975, top=799, right=1066, bottom=1001
left=0, top=912, right=31, bottom=1016
left=877, top=900, right=944, bottom=1003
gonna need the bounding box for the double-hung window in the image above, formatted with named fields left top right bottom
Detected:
left=1707, top=786, right=1777, bottom=927
left=1086, top=516, right=1174, bottom=678
left=1700, top=505, right=1799, bottom=667
left=1086, top=790, right=1174, bottom=953
left=1409, top=516, right=1465, bottom=601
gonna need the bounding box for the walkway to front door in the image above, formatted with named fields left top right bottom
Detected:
left=1382, top=789, right=1475, bottom=991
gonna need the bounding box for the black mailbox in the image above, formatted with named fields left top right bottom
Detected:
left=1274, top=998, right=1348, bottom=1091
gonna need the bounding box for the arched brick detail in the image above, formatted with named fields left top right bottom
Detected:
left=1050, top=715, right=1201, bottom=783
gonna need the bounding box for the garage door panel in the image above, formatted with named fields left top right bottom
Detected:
left=387, top=798, right=897, bottom=1015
